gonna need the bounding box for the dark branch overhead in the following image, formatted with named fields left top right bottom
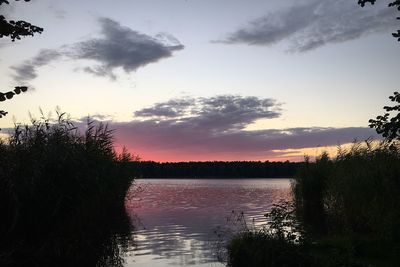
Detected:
left=0, top=0, right=43, bottom=41
left=0, top=0, right=39, bottom=120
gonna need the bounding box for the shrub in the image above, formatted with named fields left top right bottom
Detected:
left=0, top=112, right=135, bottom=266
left=293, top=140, right=400, bottom=264
left=295, top=141, right=400, bottom=240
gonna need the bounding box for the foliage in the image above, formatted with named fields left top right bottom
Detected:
left=0, top=86, right=27, bottom=120
left=293, top=152, right=331, bottom=235
left=0, top=0, right=43, bottom=41
left=0, top=112, right=135, bottom=266
left=369, top=92, right=400, bottom=141
left=228, top=231, right=311, bottom=267
left=226, top=201, right=368, bottom=267
left=293, top=141, right=400, bottom=264
left=266, top=201, right=305, bottom=243
left=0, top=0, right=42, bottom=119
left=225, top=201, right=309, bottom=267
left=227, top=141, right=400, bottom=266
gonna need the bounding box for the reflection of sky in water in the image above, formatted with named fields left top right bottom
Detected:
left=123, top=179, right=292, bottom=266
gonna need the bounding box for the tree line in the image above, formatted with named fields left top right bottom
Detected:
left=128, top=160, right=300, bottom=178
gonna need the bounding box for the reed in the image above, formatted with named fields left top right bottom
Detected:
left=227, top=140, right=400, bottom=266
left=0, top=112, right=135, bottom=266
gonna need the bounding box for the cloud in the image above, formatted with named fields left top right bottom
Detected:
left=12, top=49, right=61, bottom=83
left=11, top=17, right=184, bottom=83
left=70, top=18, right=184, bottom=79
left=134, top=98, right=196, bottom=118
left=75, top=95, right=379, bottom=161
left=219, top=0, right=398, bottom=52
left=47, top=3, right=67, bottom=19
left=134, top=95, right=281, bottom=131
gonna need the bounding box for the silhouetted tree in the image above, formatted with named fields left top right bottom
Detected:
left=359, top=2, right=400, bottom=140
left=0, top=0, right=43, bottom=40
left=369, top=91, right=400, bottom=141
left=0, top=0, right=43, bottom=119
left=358, top=0, right=400, bottom=41
left=0, top=86, right=27, bottom=118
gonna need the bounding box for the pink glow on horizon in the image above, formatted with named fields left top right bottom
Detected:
left=114, top=144, right=301, bottom=163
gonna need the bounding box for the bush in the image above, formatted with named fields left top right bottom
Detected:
left=226, top=201, right=374, bottom=267
left=295, top=141, right=400, bottom=240
left=293, top=140, right=400, bottom=264
left=228, top=231, right=311, bottom=267
left=227, top=141, right=400, bottom=267
left=0, top=112, right=135, bottom=266
left=293, top=152, right=331, bottom=235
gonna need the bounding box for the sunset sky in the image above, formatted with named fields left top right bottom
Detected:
left=1, top=0, right=399, bottom=161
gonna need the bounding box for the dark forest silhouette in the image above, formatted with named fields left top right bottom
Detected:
left=129, top=161, right=299, bottom=178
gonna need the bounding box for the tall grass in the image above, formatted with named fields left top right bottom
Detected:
left=0, top=112, right=135, bottom=266
left=227, top=140, right=400, bottom=266
left=295, top=141, right=400, bottom=242
left=294, top=140, right=400, bottom=265
left=225, top=202, right=311, bottom=267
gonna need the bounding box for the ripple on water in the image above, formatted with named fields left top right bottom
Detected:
left=123, top=178, right=292, bottom=266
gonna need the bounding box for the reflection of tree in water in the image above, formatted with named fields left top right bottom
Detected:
left=74, top=205, right=135, bottom=267
left=2, top=203, right=135, bottom=267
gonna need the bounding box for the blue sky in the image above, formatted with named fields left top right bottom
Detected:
left=0, top=0, right=398, bottom=161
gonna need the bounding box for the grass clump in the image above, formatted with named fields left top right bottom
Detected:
left=295, top=141, right=400, bottom=240
left=228, top=231, right=310, bottom=267
left=227, top=140, right=400, bottom=266
left=294, top=140, right=400, bottom=266
left=0, top=112, right=135, bottom=266
left=226, top=202, right=312, bottom=267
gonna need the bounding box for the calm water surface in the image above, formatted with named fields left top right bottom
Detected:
left=123, top=178, right=292, bottom=267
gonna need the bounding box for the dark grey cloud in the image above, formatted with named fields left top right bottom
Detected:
left=134, top=95, right=281, bottom=131
left=12, top=49, right=61, bottom=83
left=70, top=18, right=184, bottom=79
left=219, top=0, right=398, bottom=52
left=76, top=95, right=379, bottom=161
left=11, top=17, right=184, bottom=82
left=82, top=66, right=117, bottom=81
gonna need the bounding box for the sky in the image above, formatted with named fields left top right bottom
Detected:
left=0, top=0, right=399, bottom=161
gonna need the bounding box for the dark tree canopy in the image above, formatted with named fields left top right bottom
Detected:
left=0, top=0, right=43, bottom=41
left=358, top=0, right=400, bottom=41
left=0, top=0, right=42, bottom=120
left=369, top=92, right=400, bottom=141
left=360, top=2, right=400, bottom=139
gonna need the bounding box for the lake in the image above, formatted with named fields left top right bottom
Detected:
left=123, top=178, right=292, bottom=267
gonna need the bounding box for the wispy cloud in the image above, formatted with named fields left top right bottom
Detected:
left=134, top=95, right=281, bottom=131
left=218, top=0, right=397, bottom=52
left=76, top=95, right=378, bottom=161
left=11, top=17, right=184, bottom=83
left=12, top=49, right=61, bottom=83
